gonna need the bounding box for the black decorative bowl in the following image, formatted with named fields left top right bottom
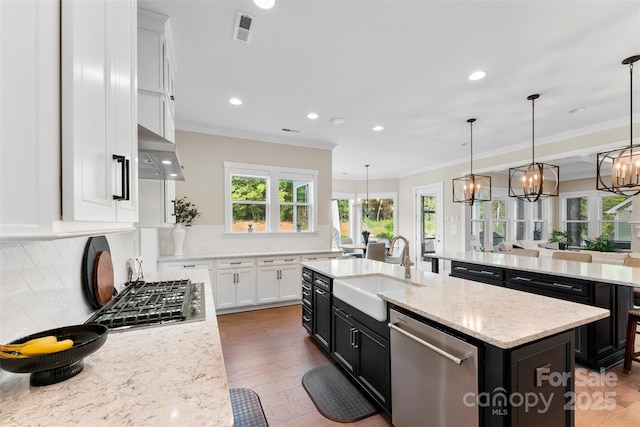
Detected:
left=0, top=324, right=108, bottom=386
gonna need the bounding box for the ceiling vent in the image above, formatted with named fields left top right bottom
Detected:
left=233, top=12, right=254, bottom=43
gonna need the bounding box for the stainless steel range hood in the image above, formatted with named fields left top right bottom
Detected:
left=138, top=125, right=185, bottom=181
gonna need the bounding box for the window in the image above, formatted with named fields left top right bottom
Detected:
left=561, top=191, right=632, bottom=247
left=600, top=195, right=632, bottom=242
left=225, top=163, right=317, bottom=233
left=362, top=196, right=395, bottom=240
left=564, top=195, right=588, bottom=246
left=331, top=192, right=398, bottom=243
left=469, top=188, right=548, bottom=250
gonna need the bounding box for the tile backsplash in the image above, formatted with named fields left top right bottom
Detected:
left=0, top=232, right=136, bottom=343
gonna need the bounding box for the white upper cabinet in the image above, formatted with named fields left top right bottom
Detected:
left=62, top=0, right=138, bottom=223
left=0, top=0, right=138, bottom=240
left=138, top=8, right=176, bottom=143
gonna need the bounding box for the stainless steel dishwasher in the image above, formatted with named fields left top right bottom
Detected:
left=389, top=309, right=479, bottom=427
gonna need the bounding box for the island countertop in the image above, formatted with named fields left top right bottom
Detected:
left=433, top=251, right=640, bottom=288
left=302, top=258, right=610, bottom=349
left=0, top=270, right=233, bottom=427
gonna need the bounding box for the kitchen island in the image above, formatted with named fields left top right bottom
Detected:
left=301, top=258, right=609, bottom=426
left=430, top=251, right=637, bottom=370
left=0, top=270, right=233, bottom=426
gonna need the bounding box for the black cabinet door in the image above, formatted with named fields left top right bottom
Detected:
left=332, top=307, right=356, bottom=373
left=313, top=285, right=331, bottom=351
left=355, top=322, right=391, bottom=411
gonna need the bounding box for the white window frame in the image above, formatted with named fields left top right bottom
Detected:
left=331, top=191, right=398, bottom=243
left=560, top=190, right=632, bottom=245
left=225, top=162, right=318, bottom=234
left=508, top=196, right=549, bottom=242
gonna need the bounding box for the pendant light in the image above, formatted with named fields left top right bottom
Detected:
left=596, top=55, right=640, bottom=196
left=363, top=164, right=370, bottom=218
left=452, top=118, right=492, bottom=205
left=508, top=94, right=559, bottom=201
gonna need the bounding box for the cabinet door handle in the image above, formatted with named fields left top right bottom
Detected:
left=350, top=328, right=355, bottom=347
left=552, top=282, right=573, bottom=290
left=353, top=330, right=359, bottom=349
left=170, top=95, right=175, bottom=101
left=171, top=199, right=177, bottom=216
left=315, top=289, right=325, bottom=296
left=112, top=155, right=129, bottom=200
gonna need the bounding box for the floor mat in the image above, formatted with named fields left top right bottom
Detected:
left=229, top=387, right=269, bottom=427
left=302, top=364, right=379, bottom=423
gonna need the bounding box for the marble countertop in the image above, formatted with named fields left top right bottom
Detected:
left=0, top=270, right=233, bottom=427
left=159, top=248, right=342, bottom=262
left=302, top=258, right=610, bottom=349
left=433, top=251, right=640, bottom=288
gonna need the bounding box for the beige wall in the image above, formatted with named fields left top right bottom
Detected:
left=333, top=178, right=399, bottom=195
left=160, top=130, right=334, bottom=255
left=175, top=130, right=332, bottom=225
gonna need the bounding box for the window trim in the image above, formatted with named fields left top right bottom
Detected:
left=560, top=190, right=632, bottom=245
left=224, top=162, right=318, bottom=234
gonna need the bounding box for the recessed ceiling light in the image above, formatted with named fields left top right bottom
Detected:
left=169, top=173, right=178, bottom=177
left=373, top=125, right=384, bottom=132
left=161, top=160, right=172, bottom=165
left=253, top=0, right=275, bottom=9
left=330, top=117, right=345, bottom=125
left=229, top=98, right=242, bottom=105
left=468, top=71, right=487, bottom=81
left=569, top=107, right=586, bottom=114
left=307, top=113, right=319, bottom=120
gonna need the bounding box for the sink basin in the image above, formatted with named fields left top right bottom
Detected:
left=333, top=275, right=414, bottom=322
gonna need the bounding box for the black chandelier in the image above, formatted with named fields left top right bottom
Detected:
left=452, top=118, right=491, bottom=205
left=596, top=55, right=640, bottom=196
left=508, top=94, right=559, bottom=202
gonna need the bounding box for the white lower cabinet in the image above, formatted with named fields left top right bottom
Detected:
left=256, top=256, right=301, bottom=304
left=214, top=258, right=256, bottom=310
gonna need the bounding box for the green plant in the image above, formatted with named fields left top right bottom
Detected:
left=549, top=230, right=570, bottom=246
left=175, top=197, right=201, bottom=226
left=583, top=235, right=617, bottom=252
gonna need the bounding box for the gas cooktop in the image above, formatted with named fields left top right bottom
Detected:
left=85, top=279, right=205, bottom=331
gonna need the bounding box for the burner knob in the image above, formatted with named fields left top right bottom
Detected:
left=191, top=301, right=201, bottom=315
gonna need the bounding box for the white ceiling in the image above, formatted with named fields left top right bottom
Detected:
left=139, top=0, right=640, bottom=180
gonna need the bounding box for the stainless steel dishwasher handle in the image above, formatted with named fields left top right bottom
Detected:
left=388, top=322, right=466, bottom=366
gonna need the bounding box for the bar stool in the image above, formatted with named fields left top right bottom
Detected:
left=623, top=308, right=640, bottom=373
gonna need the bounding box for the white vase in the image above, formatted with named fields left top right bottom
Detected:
left=172, top=223, right=186, bottom=256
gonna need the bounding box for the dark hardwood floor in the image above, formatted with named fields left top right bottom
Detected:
left=217, top=305, right=640, bottom=427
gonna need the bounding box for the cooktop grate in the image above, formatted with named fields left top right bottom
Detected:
left=85, top=279, right=203, bottom=330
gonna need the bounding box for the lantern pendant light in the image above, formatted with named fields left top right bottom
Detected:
left=596, top=55, right=640, bottom=196
left=452, top=118, right=492, bottom=205
left=508, top=94, right=559, bottom=202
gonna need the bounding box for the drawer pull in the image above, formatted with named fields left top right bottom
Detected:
left=513, top=276, right=532, bottom=282
left=285, top=258, right=295, bottom=262
left=231, top=262, right=242, bottom=265
left=307, top=257, right=317, bottom=260
left=315, top=289, right=326, bottom=296
left=303, top=316, right=311, bottom=322
left=183, top=264, right=195, bottom=268
left=552, top=282, right=573, bottom=290
left=454, top=266, right=468, bottom=271
left=302, top=291, right=311, bottom=297
left=264, top=260, right=274, bottom=263
left=303, top=299, right=311, bottom=306
left=479, top=270, right=495, bottom=276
